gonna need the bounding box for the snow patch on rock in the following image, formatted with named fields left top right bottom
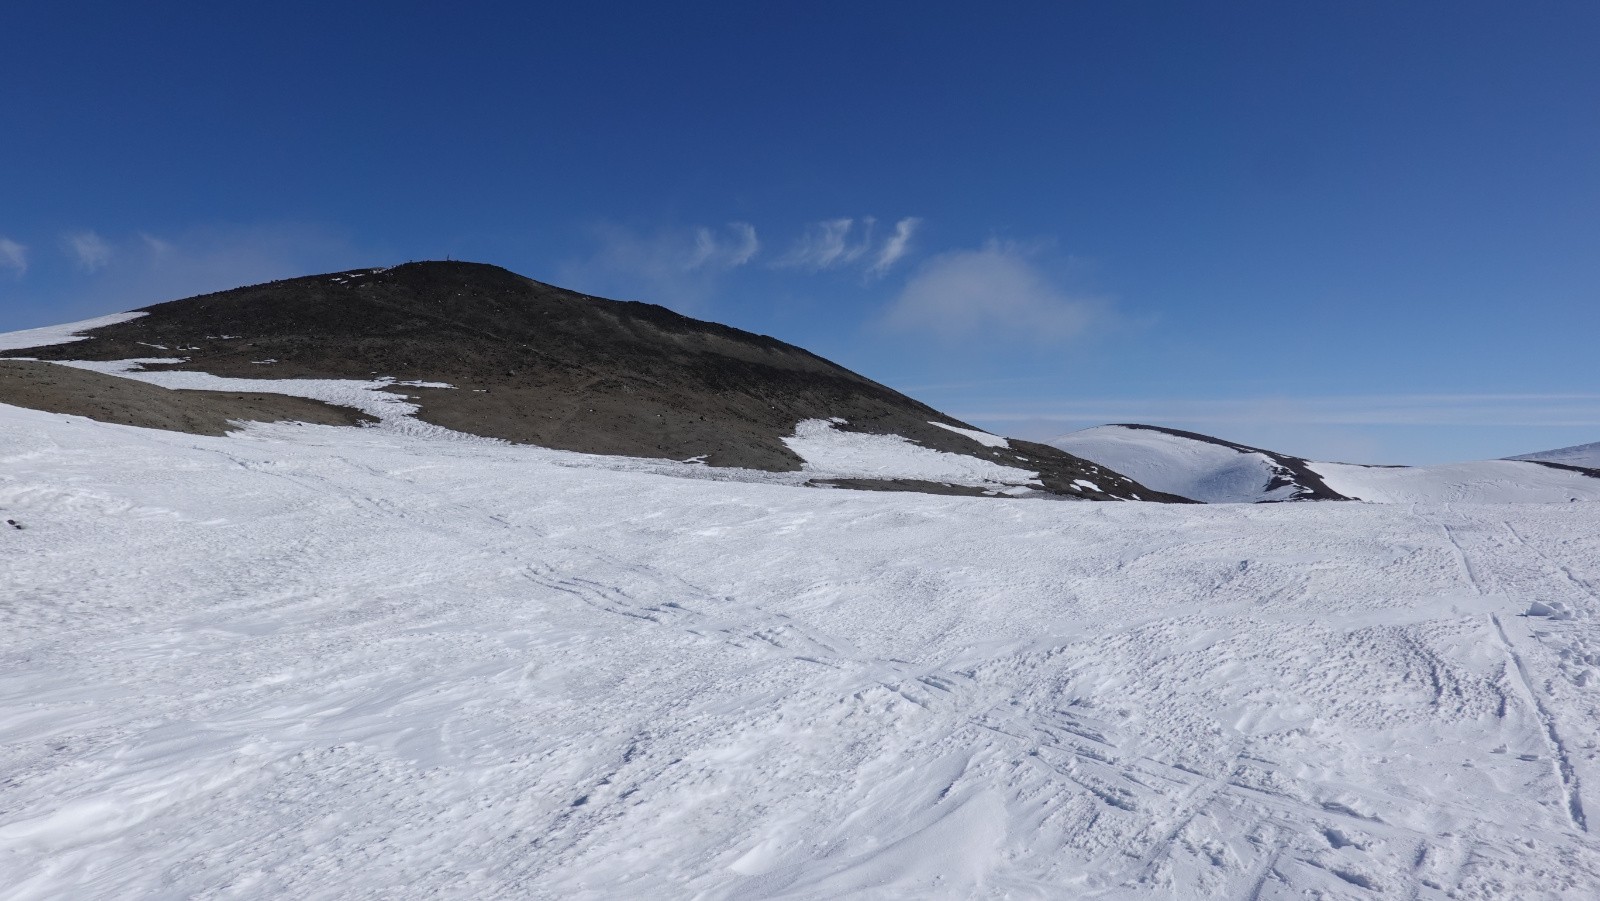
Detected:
left=785, top=418, right=1040, bottom=488
left=928, top=421, right=1010, bottom=448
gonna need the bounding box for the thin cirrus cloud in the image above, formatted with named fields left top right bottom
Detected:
left=563, top=217, right=921, bottom=309
left=0, top=237, right=27, bottom=276
left=558, top=221, right=760, bottom=311
left=64, top=230, right=114, bottom=271
left=871, top=217, right=921, bottom=275
left=881, top=239, right=1109, bottom=343
left=775, top=216, right=921, bottom=276
left=688, top=222, right=759, bottom=270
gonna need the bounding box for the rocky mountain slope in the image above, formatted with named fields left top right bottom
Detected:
left=0, top=261, right=1178, bottom=501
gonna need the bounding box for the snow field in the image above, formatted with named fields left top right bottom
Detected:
left=3, top=405, right=1600, bottom=898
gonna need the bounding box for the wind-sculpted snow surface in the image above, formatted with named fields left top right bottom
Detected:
left=4, top=404, right=1600, bottom=899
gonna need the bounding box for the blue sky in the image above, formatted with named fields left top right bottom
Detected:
left=3, top=1, right=1597, bottom=464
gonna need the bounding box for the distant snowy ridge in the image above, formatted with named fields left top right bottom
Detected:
left=1509, top=441, right=1600, bottom=470
left=1055, top=423, right=1600, bottom=504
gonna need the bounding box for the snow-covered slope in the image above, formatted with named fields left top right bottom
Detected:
left=1051, top=424, right=1346, bottom=503
left=5, top=403, right=1600, bottom=899
left=1055, top=424, right=1600, bottom=504
left=1510, top=441, right=1600, bottom=469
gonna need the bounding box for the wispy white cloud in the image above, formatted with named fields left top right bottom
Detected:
left=776, top=216, right=924, bottom=276
left=870, top=217, right=921, bottom=276
left=0, top=237, right=28, bottom=276
left=881, top=239, right=1108, bottom=343
left=559, top=221, right=759, bottom=311
left=777, top=217, right=873, bottom=270
left=689, top=222, right=759, bottom=270
left=64, top=230, right=113, bottom=271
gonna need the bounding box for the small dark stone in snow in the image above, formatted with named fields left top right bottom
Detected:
left=6, top=519, right=22, bottom=530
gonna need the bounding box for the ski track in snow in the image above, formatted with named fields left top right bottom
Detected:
left=4, top=405, right=1600, bottom=899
